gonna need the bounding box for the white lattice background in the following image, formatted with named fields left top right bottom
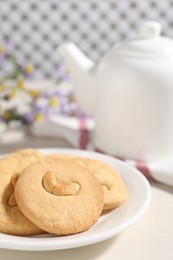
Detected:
left=0, top=0, right=173, bottom=78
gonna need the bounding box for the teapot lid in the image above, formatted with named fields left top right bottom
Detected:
left=114, top=21, right=173, bottom=59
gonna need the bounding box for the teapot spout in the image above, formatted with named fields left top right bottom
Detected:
left=58, top=42, right=95, bottom=72
left=57, top=43, right=96, bottom=116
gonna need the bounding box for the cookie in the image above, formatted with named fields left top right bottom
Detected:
left=45, top=154, right=127, bottom=210
left=0, top=149, right=44, bottom=236
left=10, top=148, right=43, bottom=160
left=15, top=157, right=104, bottom=235
left=73, top=157, right=127, bottom=210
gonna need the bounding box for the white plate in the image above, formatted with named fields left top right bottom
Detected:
left=0, top=148, right=151, bottom=251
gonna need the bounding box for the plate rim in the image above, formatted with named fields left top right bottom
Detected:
left=0, top=148, right=151, bottom=251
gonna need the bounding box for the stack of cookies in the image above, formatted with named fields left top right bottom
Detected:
left=0, top=149, right=127, bottom=236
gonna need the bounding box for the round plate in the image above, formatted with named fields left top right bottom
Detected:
left=0, top=148, right=151, bottom=251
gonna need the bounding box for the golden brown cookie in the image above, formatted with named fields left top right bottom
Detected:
left=72, top=157, right=127, bottom=210
left=15, top=157, right=104, bottom=235
left=45, top=154, right=127, bottom=210
left=0, top=149, right=44, bottom=236
left=10, top=148, right=43, bottom=160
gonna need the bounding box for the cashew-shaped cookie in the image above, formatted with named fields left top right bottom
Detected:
left=15, top=157, right=104, bottom=235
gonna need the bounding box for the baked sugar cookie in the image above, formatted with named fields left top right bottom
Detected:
left=72, top=157, right=127, bottom=210
left=10, top=148, right=43, bottom=160
left=45, top=154, right=127, bottom=210
left=0, top=150, right=43, bottom=236
left=15, top=157, right=104, bottom=235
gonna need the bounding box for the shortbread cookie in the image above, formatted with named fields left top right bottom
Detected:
left=15, top=157, right=104, bottom=235
left=0, top=150, right=44, bottom=236
left=10, top=148, right=43, bottom=160
left=45, top=154, right=127, bottom=210
left=72, top=157, right=127, bottom=210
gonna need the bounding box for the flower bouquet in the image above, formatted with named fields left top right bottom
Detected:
left=0, top=41, right=89, bottom=145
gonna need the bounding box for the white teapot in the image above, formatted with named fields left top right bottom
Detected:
left=57, top=21, right=173, bottom=161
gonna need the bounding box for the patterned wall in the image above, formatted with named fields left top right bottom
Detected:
left=0, top=0, right=173, bottom=78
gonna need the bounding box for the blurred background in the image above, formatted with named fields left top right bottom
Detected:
left=0, top=0, right=173, bottom=79
left=1, top=0, right=173, bottom=151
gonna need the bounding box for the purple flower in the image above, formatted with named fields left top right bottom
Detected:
left=23, top=110, right=35, bottom=124
left=57, top=65, right=71, bottom=81
left=0, top=42, right=13, bottom=60
left=8, top=79, right=87, bottom=126
left=24, top=104, right=49, bottom=124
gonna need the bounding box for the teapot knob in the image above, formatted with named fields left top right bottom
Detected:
left=139, top=21, right=161, bottom=38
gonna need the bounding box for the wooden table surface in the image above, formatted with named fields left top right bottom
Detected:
left=0, top=136, right=173, bottom=260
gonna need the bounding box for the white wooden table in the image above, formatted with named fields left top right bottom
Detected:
left=0, top=136, right=173, bottom=260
